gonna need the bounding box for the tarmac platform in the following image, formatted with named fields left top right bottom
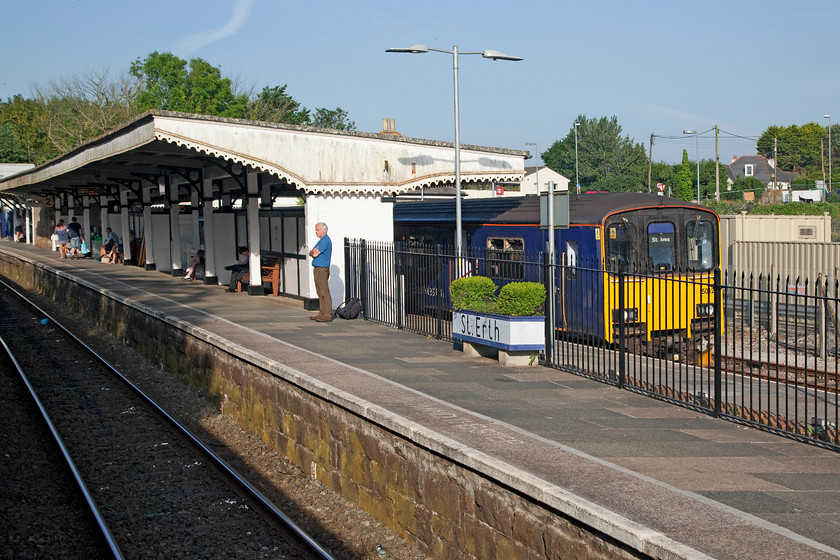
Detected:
left=3, top=242, right=839, bottom=560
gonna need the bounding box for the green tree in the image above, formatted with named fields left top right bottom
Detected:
left=310, top=107, right=356, bottom=131
left=0, top=94, right=56, bottom=164
left=731, top=176, right=765, bottom=200
left=542, top=115, right=647, bottom=192
left=32, top=69, right=141, bottom=156
left=757, top=123, right=824, bottom=172
left=674, top=149, right=694, bottom=201
left=244, top=85, right=310, bottom=124
left=130, top=52, right=247, bottom=117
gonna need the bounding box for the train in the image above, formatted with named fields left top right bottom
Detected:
left=393, top=192, right=721, bottom=361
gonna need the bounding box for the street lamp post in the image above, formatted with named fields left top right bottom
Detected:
left=574, top=122, right=580, bottom=194
left=386, top=44, right=522, bottom=256
left=683, top=129, right=700, bottom=201
left=826, top=114, right=832, bottom=194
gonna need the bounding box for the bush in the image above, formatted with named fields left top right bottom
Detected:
left=450, top=276, right=497, bottom=312
left=496, top=282, right=546, bottom=316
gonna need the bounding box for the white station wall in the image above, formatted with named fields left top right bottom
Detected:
left=305, top=194, right=394, bottom=309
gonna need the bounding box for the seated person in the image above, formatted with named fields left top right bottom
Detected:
left=99, top=227, right=120, bottom=263
left=14, top=224, right=24, bottom=242
left=184, top=249, right=206, bottom=281
left=226, top=246, right=249, bottom=292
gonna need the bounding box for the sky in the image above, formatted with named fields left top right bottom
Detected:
left=2, top=0, right=838, bottom=167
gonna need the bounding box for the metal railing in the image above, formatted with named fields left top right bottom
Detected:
left=344, top=238, right=839, bottom=450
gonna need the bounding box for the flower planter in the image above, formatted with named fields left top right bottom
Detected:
left=452, top=310, right=545, bottom=366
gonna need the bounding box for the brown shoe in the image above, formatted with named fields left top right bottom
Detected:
left=314, top=316, right=333, bottom=322
left=309, top=315, right=320, bottom=320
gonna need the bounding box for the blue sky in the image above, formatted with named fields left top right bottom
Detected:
left=2, top=0, right=838, bottom=166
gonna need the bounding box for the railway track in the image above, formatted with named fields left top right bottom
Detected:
left=720, top=353, right=839, bottom=394
left=0, top=280, right=336, bottom=559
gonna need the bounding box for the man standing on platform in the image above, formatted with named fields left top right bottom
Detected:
left=309, top=221, right=333, bottom=322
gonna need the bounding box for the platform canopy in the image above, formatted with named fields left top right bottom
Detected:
left=0, top=110, right=527, bottom=205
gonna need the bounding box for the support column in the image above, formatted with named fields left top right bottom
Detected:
left=168, top=176, right=183, bottom=276
left=202, top=178, right=218, bottom=285
left=25, top=207, right=32, bottom=244
left=120, top=187, right=132, bottom=264
left=190, top=186, right=200, bottom=251
left=99, top=195, right=108, bottom=234
left=144, top=180, right=156, bottom=270
left=246, top=171, right=263, bottom=295
left=82, top=198, right=91, bottom=247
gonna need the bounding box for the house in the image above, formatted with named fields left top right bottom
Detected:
left=726, top=155, right=797, bottom=191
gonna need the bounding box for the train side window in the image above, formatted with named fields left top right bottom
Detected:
left=686, top=219, right=715, bottom=271
left=647, top=222, right=675, bottom=272
left=487, top=237, right=525, bottom=280
left=564, top=240, right=578, bottom=278
left=606, top=222, right=636, bottom=272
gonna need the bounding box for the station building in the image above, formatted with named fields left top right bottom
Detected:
left=0, top=111, right=526, bottom=309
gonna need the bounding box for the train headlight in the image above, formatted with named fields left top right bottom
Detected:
left=613, top=308, right=639, bottom=323
left=696, top=303, right=715, bottom=317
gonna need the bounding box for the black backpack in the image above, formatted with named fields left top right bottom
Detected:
left=335, top=297, right=362, bottom=320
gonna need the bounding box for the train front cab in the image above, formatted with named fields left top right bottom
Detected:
left=598, top=206, right=720, bottom=362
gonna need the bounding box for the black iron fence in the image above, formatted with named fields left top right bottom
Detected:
left=344, top=238, right=839, bottom=450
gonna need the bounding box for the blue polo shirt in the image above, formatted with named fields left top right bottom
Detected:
left=312, top=234, right=331, bottom=268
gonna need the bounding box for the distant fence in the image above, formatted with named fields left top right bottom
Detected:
left=731, top=241, right=840, bottom=287
left=345, top=238, right=840, bottom=451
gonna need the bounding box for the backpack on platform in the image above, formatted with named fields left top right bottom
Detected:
left=335, top=297, right=362, bottom=320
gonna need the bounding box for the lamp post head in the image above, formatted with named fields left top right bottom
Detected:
left=385, top=44, right=429, bottom=54
left=825, top=114, right=831, bottom=119
left=481, top=50, right=523, bottom=61
left=683, top=129, right=696, bottom=135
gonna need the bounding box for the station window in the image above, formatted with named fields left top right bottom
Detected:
left=647, top=222, right=675, bottom=272
left=487, top=237, right=525, bottom=279
left=685, top=219, right=716, bottom=271
left=606, top=222, right=636, bottom=272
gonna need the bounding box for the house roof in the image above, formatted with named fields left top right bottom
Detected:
left=726, top=155, right=797, bottom=185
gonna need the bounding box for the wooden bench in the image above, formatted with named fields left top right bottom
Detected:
left=237, top=252, right=282, bottom=296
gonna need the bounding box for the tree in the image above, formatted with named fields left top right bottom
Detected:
left=244, top=85, right=309, bottom=125
left=731, top=176, right=765, bottom=200
left=673, top=150, right=694, bottom=201
left=310, top=107, right=356, bottom=131
left=757, top=123, right=824, bottom=172
left=542, top=115, right=647, bottom=192
left=0, top=94, right=57, bottom=164
left=32, top=68, right=141, bottom=156
left=130, top=52, right=248, bottom=117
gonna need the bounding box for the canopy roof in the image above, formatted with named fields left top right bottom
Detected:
left=0, top=111, right=526, bottom=204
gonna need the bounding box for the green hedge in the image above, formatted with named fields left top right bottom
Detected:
left=450, top=276, right=497, bottom=313
left=497, top=282, right=546, bottom=316
left=451, top=276, right=545, bottom=316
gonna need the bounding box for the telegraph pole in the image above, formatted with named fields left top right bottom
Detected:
left=647, top=134, right=654, bottom=193
left=715, top=125, right=720, bottom=202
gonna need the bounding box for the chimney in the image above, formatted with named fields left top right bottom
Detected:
left=379, top=118, right=401, bottom=136
left=731, top=155, right=738, bottom=163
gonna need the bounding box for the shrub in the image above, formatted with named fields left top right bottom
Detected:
left=450, top=276, right=497, bottom=312
left=496, top=282, right=546, bottom=316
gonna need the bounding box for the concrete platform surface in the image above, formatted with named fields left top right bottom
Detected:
left=4, top=244, right=839, bottom=560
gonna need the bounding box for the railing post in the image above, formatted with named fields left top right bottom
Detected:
left=714, top=268, right=722, bottom=418
left=359, top=239, right=368, bottom=319
left=618, top=265, right=626, bottom=389
left=436, top=244, right=443, bottom=340
left=543, top=250, right=554, bottom=363
left=343, top=237, right=351, bottom=302
left=395, top=241, right=404, bottom=330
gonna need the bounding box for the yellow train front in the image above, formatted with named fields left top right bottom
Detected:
left=556, top=193, right=720, bottom=363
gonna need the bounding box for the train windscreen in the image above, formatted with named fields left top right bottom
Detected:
left=647, top=222, right=675, bottom=271
left=606, top=222, right=636, bottom=272
left=686, top=218, right=715, bottom=271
